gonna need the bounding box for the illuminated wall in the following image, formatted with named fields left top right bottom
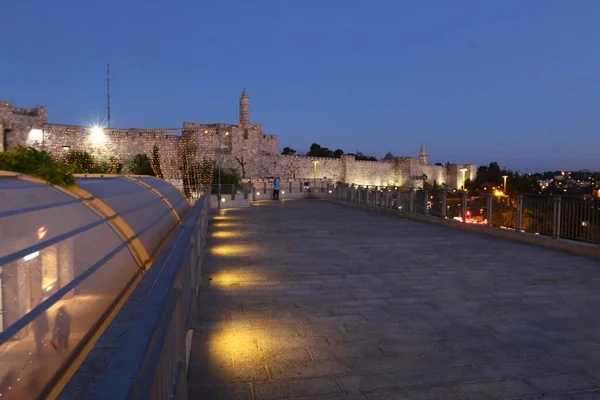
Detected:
left=0, top=101, right=47, bottom=152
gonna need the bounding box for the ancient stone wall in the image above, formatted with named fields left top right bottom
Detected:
left=2, top=97, right=476, bottom=190
left=0, top=101, right=47, bottom=151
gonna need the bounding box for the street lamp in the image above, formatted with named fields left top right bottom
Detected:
left=217, top=130, right=230, bottom=210
left=459, top=168, right=468, bottom=190
left=502, top=175, right=508, bottom=193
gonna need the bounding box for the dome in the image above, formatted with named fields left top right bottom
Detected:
left=0, top=172, right=189, bottom=399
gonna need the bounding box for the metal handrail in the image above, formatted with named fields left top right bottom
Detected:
left=92, top=192, right=210, bottom=400
left=330, top=183, right=600, bottom=246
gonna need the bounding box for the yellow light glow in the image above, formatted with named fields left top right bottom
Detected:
left=37, top=226, right=48, bottom=240
left=212, top=231, right=246, bottom=239
left=221, top=198, right=226, bottom=202
left=213, top=215, right=233, bottom=221
left=90, top=125, right=106, bottom=143
left=210, top=244, right=256, bottom=257
left=225, top=131, right=230, bottom=136
left=212, top=222, right=238, bottom=228
left=494, top=190, right=505, bottom=197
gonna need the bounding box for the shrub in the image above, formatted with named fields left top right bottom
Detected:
left=128, top=153, right=155, bottom=176
left=0, top=146, right=76, bottom=187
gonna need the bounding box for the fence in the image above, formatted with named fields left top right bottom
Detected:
left=331, top=184, right=600, bottom=245
left=91, top=192, right=211, bottom=400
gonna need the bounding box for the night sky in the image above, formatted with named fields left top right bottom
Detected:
left=2, top=0, right=599, bottom=172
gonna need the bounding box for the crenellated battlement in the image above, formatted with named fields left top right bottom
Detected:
left=1, top=92, right=475, bottom=189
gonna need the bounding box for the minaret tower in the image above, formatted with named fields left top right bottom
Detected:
left=419, top=145, right=427, bottom=164
left=239, top=89, right=250, bottom=127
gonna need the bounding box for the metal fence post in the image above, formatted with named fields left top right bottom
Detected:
left=486, top=193, right=493, bottom=226
left=252, top=186, right=256, bottom=201
left=461, top=193, right=468, bottom=222
left=409, top=189, right=415, bottom=213
left=516, top=194, right=523, bottom=232
left=396, top=189, right=401, bottom=211
left=423, top=190, right=429, bottom=215
left=553, top=196, right=562, bottom=239
left=374, top=187, right=379, bottom=207
left=441, top=190, right=447, bottom=218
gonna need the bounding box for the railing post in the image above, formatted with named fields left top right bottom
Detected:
left=396, top=189, right=401, bottom=211
left=461, top=193, right=468, bottom=222
left=441, top=190, right=447, bottom=218
left=516, top=194, right=523, bottom=232
left=252, top=186, right=256, bottom=201
left=553, top=196, right=562, bottom=239
left=423, top=190, right=429, bottom=215
left=409, top=189, right=415, bottom=213
left=374, top=187, right=379, bottom=207
left=486, top=193, right=493, bottom=225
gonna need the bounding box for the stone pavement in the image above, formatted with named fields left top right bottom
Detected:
left=188, top=199, right=600, bottom=400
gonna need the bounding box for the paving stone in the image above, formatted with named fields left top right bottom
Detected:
left=336, top=370, right=427, bottom=392
left=420, top=365, right=486, bottom=385
left=370, top=385, right=464, bottom=399
left=188, top=383, right=253, bottom=400
left=253, top=377, right=342, bottom=399
left=267, top=359, right=352, bottom=379
left=528, top=372, right=600, bottom=393
left=188, top=201, right=600, bottom=399
left=346, top=354, right=428, bottom=373
left=451, top=378, right=542, bottom=399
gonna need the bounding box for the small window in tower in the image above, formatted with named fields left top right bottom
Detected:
left=243, top=129, right=249, bottom=139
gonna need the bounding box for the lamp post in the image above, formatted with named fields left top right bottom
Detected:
left=502, top=175, right=508, bottom=193
left=459, top=168, right=468, bottom=190
left=216, top=130, right=230, bottom=210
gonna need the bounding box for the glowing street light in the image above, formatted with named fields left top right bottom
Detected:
left=312, top=161, right=319, bottom=180
left=90, top=125, right=106, bottom=144
left=459, top=168, right=468, bottom=190
left=502, top=175, right=508, bottom=193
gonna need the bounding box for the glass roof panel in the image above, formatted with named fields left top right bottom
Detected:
left=137, top=177, right=189, bottom=218
left=76, top=177, right=180, bottom=253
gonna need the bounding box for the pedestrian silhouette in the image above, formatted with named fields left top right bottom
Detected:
left=52, top=306, right=72, bottom=352
left=32, top=310, right=49, bottom=359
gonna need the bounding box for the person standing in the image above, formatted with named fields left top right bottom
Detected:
left=32, top=310, right=49, bottom=359
left=273, top=178, right=280, bottom=200
left=52, top=306, right=72, bottom=352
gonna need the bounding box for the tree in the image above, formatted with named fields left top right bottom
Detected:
left=128, top=153, right=155, bottom=176
left=282, top=147, right=296, bottom=155
left=151, top=145, right=164, bottom=179
left=354, top=151, right=377, bottom=161
left=234, top=156, right=247, bottom=178
left=0, top=146, right=75, bottom=187
left=333, top=149, right=344, bottom=158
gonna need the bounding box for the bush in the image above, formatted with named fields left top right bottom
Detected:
left=63, top=150, right=122, bottom=174
left=0, top=146, right=76, bottom=187
left=128, top=153, right=155, bottom=176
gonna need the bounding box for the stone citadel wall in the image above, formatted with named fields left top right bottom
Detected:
left=0, top=96, right=476, bottom=189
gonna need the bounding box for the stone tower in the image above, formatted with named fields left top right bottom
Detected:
left=419, top=145, right=427, bottom=164
left=239, top=89, right=250, bottom=127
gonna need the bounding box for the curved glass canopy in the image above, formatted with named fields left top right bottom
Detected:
left=0, top=173, right=189, bottom=399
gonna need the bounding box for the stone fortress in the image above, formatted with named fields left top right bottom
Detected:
left=0, top=92, right=475, bottom=188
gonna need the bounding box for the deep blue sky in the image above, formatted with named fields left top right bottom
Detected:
left=2, top=0, right=599, bottom=172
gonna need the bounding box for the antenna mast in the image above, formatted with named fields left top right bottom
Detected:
left=106, top=63, right=111, bottom=128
